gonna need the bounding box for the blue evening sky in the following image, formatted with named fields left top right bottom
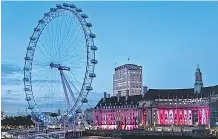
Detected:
left=2, top=2, right=218, bottom=115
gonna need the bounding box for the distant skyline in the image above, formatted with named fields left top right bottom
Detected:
left=2, top=1, right=218, bottom=115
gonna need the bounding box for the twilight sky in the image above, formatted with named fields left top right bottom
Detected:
left=2, top=1, right=218, bottom=115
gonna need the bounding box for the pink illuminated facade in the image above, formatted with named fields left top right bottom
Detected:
left=157, top=105, right=210, bottom=126
left=94, top=107, right=139, bottom=130
left=94, top=92, right=142, bottom=130
left=138, top=97, right=215, bottom=128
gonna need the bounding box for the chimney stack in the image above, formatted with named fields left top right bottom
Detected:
left=103, top=92, right=107, bottom=102
left=118, top=91, right=121, bottom=101
left=126, top=90, right=129, bottom=101
left=142, top=86, right=148, bottom=97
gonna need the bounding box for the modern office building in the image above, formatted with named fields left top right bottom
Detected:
left=113, top=64, right=142, bottom=96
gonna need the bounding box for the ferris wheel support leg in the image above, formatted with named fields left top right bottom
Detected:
left=62, top=72, right=76, bottom=102
left=60, top=70, right=71, bottom=109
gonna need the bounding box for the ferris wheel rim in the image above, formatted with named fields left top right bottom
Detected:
left=23, top=3, right=97, bottom=121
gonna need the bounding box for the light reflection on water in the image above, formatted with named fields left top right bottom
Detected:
left=82, top=136, right=116, bottom=139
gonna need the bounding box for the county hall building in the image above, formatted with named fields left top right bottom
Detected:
left=93, top=64, right=218, bottom=130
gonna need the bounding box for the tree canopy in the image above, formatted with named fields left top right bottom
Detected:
left=1, top=115, right=34, bottom=126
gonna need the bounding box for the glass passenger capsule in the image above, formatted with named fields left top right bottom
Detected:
left=91, top=59, right=98, bottom=64
left=91, top=46, right=98, bottom=51
left=56, top=4, right=63, bottom=8
left=63, top=3, right=69, bottom=7
left=23, top=78, right=30, bottom=82
left=24, top=57, right=31, bottom=60
left=81, top=98, right=88, bottom=103
left=38, top=19, right=45, bottom=24
left=50, top=8, right=56, bottom=12
left=89, top=73, right=96, bottom=78
left=69, top=4, right=76, bottom=8
left=34, top=28, right=41, bottom=32
left=24, top=87, right=30, bottom=91
left=86, top=86, right=93, bottom=91
left=86, top=23, right=92, bottom=27
left=27, top=47, right=33, bottom=50
left=81, top=14, right=88, bottom=19
left=89, top=33, right=96, bottom=38
left=25, top=97, right=31, bottom=101
left=76, top=8, right=82, bottom=12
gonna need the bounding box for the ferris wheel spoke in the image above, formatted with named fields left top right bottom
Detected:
left=66, top=72, right=82, bottom=93
left=47, top=15, right=56, bottom=48
left=62, top=51, right=86, bottom=64
left=69, top=72, right=85, bottom=82
left=51, top=21, right=60, bottom=62
left=51, top=18, right=60, bottom=62
left=55, top=73, right=66, bottom=109
left=61, top=37, right=86, bottom=59
left=44, top=23, right=53, bottom=58
left=35, top=71, right=59, bottom=108
left=65, top=25, right=83, bottom=51
left=33, top=60, right=50, bottom=67
left=59, top=27, right=84, bottom=60
left=69, top=71, right=84, bottom=86
left=63, top=22, right=84, bottom=51
left=73, top=55, right=87, bottom=62
left=60, top=41, right=86, bottom=63
left=31, top=72, right=51, bottom=82
left=31, top=66, right=50, bottom=77
left=60, top=47, right=85, bottom=63
left=35, top=82, right=50, bottom=99
left=59, top=15, right=77, bottom=56
left=35, top=44, right=50, bottom=61
left=52, top=15, right=63, bottom=63
left=39, top=30, right=54, bottom=59
left=43, top=39, right=53, bottom=61
left=47, top=75, right=58, bottom=109
left=49, top=15, right=55, bottom=56
left=32, top=71, right=52, bottom=88
left=37, top=40, right=53, bottom=61
left=64, top=29, right=85, bottom=56
left=33, top=78, right=51, bottom=101
left=56, top=15, right=72, bottom=59
left=65, top=74, right=81, bottom=98
left=57, top=12, right=68, bottom=63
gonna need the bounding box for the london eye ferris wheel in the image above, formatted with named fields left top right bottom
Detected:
left=23, top=3, right=98, bottom=124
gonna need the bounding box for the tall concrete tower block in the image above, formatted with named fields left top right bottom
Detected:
left=113, top=64, right=142, bottom=96
left=194, top=65, right=203, bottom=94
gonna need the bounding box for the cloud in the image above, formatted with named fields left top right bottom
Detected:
left=1, top=96, right=22, bottom=101
left=1, top=62, right=23, bottom=85
left=32, top=79, right=61, bottom=84
left=1, top=77, right=22, bottom=85
left=1, top=62, right=23, bottom=77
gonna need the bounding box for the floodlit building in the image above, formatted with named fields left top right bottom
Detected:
left=94, top=92, right=142, bottom=130
left=113, top=64, right=142, bottom=96
left=94, top=65, right=218, bottom=130
left=139, top=66, right=218, bottom=128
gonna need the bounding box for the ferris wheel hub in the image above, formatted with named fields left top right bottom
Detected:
left=50, top=62, right=70, bottom=71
